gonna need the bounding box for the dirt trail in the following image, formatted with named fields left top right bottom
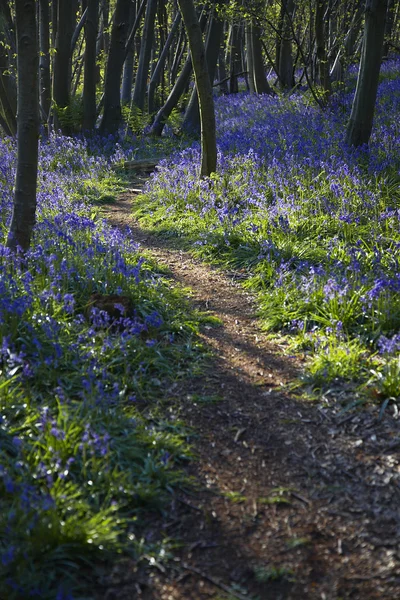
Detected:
left=102, top=184, right=400, bottom=600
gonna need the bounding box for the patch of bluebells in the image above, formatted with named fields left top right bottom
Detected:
left=144, top=60, right=400, bottom=347
left=0, top=131, right=191, bottom=598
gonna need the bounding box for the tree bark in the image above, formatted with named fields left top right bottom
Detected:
left=182, top=7, right=224, bottom=134
left=315, top=0, right=332, bottom=102
left=7, top=0, right=39, bottom=252
left=148, top=10, right=181, bottom=114
left=227, top=23, right=242, bottom=93
left=0, top=0, right=17, bottom=134
left=83, top=0, right=99, bottom=130
left=149, top=51, right=192, bottom=136
left=345, top=0, right=388, bottom=147
left=39, top=0, right=51, bottom=120
left=177, top=0, right=216, bottom=176
left=99, top=0, right=131, bottom=133
left=383, top=0, right=396, bottom=57
left=250, top=23, right=272, bottom=94
left=149, top=10, right=207, bottom=136
left=279, top=0, right=295, bottom=90
left=53, top=0, right=78, bottom=133
left=121, top=0, right=137, bottom=106
left=132, top=0, right=158, bottom=111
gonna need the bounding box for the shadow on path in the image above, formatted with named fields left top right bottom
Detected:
left=102, top=191, right=400, bottom=600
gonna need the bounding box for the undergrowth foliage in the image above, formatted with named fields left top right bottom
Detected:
left=0, top=134, right=202, bottom=598
left=136, top=60, right=400, bottom=404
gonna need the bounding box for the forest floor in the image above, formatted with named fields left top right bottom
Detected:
left=100, top=177, right=400, bottom=600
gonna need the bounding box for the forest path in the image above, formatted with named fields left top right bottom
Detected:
left=101, top=180, right=400, bottom=600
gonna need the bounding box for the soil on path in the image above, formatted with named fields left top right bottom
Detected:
left=101, top=180, right=400, bottom=600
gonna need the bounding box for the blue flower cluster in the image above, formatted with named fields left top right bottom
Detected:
left=143, top=60, right=400, bottom=388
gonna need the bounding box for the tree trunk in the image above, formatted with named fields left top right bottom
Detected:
left=0, top=1, right=17, bottom=134
left=170, top=23, right=185, bottom=84
left=383, top=0, right=395, bottom=57
left=132, top=0, right=158, bottom=111
left=7, top=0, right=39, bottom=252
left=315, top=0, right=332, bottom=102
left=279, top=0, right=295, bottom=90
left=121, top=0, right=137, bottom=106
left=246, top=22, right=256, bottom=93
left=217, top=27, right=229, bottom=94
left=148, top=11, right=181, bottom=114
left=251, top=24, right=272, bottom=94
left=99, top=0, right=131, bottom=133
left=227, top=23, right=242, bottom=93
left=53, top=0, right=77, bottom=133
left=83, top=0, right=99, bottom=130
left=149, top=51, right=192, bottom=136
left=345, top=0, right=388, bottom=147
left=182, top=7, right=224, bottom=134
left=39, top=0, right=51, bottom=120
left=149, top=10, right=207, bottom=136
left=177, top=0, right=216, bottom=176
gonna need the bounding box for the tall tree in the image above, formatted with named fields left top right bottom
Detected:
left=246, top=22, right=273, bottom=95
left=315, top=0, right=332, bottom=102
left=7, top=0, right=39, bottom=251
left=132, top=0, right=158, bottom=111
left=39, top=0, right=51, bottom=120
left=177, top=0, right=217, bottom=176
left=279, top=0, right=295, bottom=89
left=148, top=10, right=181, bottom=114
left=53, top=0, right=78, bottom=133
left=83, top=0, right=99, bottom=130
left=182, top=5, right=224, bottom=134
left=99, top=0, right=131, bottom=133
left=345, top=0, right=388, bottom=147
left=0, top=0, right=16, bottom=135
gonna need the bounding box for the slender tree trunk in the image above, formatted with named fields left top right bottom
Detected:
left=279, top=0, right=295, bottom=90
left=0, top=1, right=17, bottom=134
left=121, top=0, right=137, bottom=106
left=99, top=0, right=131, bottom=133
left=83, top=0, right=99, bottom=130
left=7, top=0, right=39, bottom=252
left=39, top=0, right=51, bottom=120
left=182, top=7, right=224, bottom=134
left=149, top=52, right=192, bottom=135
left=345, top=0, right=388, bottom=147
left=177, top=0, right=216, bottom=176
left=132, top=0, right=157, bottom=111
left=251, top=24, right=273, bottom=94
left=149, top=10, right=207, bottom=136
left=53, top=0, right=77, bottom=133
left=170, top=24, right=185, bottom=84
left=315, top=0, right=332, bottom=101
left=148, top=11, right=181, bottom=114
left=246, top=22, right=256, bottom=93
left=217, top=26, right=229, bottom=94
left=227, top=23, right=242, bottom=93
left=383, top=0, right=395, bottom=57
